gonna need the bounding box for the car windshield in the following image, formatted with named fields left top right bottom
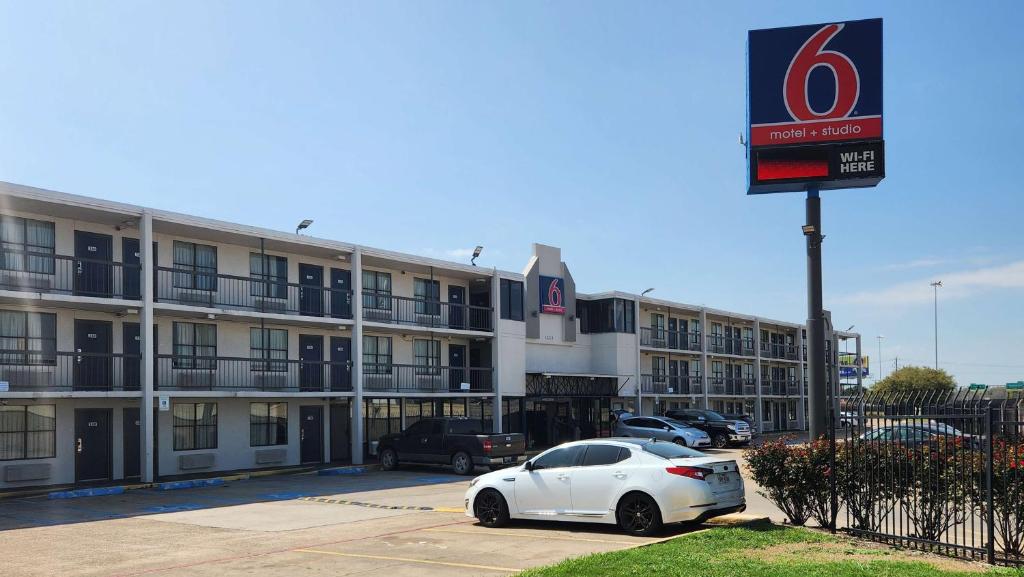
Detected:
left=703, top=411, right=726, bottom=421
left=663, top=419, right=691, bottom=429
left=641, top=440, right=706, bottom=459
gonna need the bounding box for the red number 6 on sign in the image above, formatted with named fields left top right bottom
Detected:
left=783, top=23, right=860, bottom=121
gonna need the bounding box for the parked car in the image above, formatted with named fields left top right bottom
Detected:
left=465, top=438, right=746, bottom=536
left=859, top=425, right=942, bottom=446
left=664, top=409, right=752, bottom=448
left=378, top=417, right=526, bottom=475
left=721, top=413, right=758, bottom=435
left=614, top=416, right=711, bottom=448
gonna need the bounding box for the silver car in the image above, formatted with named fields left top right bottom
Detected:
left=614, top=416, right=712, bottom=448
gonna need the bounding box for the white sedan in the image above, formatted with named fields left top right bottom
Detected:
left=464, top=438, right=745, bottom=536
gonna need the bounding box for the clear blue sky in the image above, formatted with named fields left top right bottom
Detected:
left=0, top=1, right=1021, bottom=387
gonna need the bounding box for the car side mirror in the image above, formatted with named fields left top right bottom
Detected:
left=523, top=460, right=534, bottom=472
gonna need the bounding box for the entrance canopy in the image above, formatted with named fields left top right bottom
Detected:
left=525, top=372, right=627, bottom=398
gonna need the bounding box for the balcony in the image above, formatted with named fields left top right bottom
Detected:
left=0, top=351, right=140, bottom=392
left=706, top=336, right=756, bottom=356
left=0, top=250, right=140, bottom=300
left=155, top=355, right=352, bottom=392
left=639, top=327, right=702, bottom=351
left=640, top=374, right=703, bottom=395
left=760, top=342, right=799, bottom=360
left=361, top=293, right=493, bottom=332
left=761, top=379, right=801, bottom=396
left=362, top=363, right=493, bottom=394
left=709, top=377, right=756, bottom=396
left=155, top=268, right=353, bottom=319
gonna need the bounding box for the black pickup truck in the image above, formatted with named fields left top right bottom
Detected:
left=664, top=409, right=753, bottom=448
left=377, top=417, right=527, bottom=475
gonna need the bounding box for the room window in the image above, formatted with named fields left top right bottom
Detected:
left=250, top=253, right=288, bottom=299
left=172, top=403, right=217, bottom=451
left=0, top=405, right=56, bottom=460
left=578, top=298, right=635, bottom=334
left=414, top=339, right=440, bottom=375
left=0, top=216, right=55, bottom=274
left=363, top=335, right=392, bottom=374
left=172, top=241, right=218, bottom=291
left=414, top=278, right=441, bottom=315
left=249, top=402, right=287, bottom=446
left=0, top=310, right=56, bottom=366
left=250, top=328, right=287, bottom=372
left=172, top=322, right=217, bottom=369
left=362, top=271, right=392, bottom=310
left=499, top=279, right=524, bottom=321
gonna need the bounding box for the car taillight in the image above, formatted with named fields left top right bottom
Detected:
left=666, top=466, right=712, bottom=480
left=482, top=439, right=493, bottom=454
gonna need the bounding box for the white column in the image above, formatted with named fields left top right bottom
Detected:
left=139, top=211, right=155, bottom=482
left=350, top=248, right=364, bottom=464
left=634, top=299, right=642, bottom=414
left=700, top=309, right=709, bottom=410
left=753, top=319, right=763, bottom=428
left=491, top=269, right=502, bottom=432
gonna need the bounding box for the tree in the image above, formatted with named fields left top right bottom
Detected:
left=871, top=366, right=956, bottom=396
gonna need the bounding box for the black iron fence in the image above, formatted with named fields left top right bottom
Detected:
left=155, top=355, right=353, bottom=392
left=0, top=250, right=141, bottom=299
left=708, top=377, right=756, bottom=396
left=837, top=390, right=1024, bottom=565
left=640, top=374, right=703, bottom=395
left=761, top=379, right=800, bottom=396
left=155, top=267, right=353, bottom=318
left=639, top=327, right=702, bottom=351
left=0, top=351, right=139, bottom=391
left=706, top=335, right=756, bottom=356
left=361, top=292, right=493, bottom=332
left=760, top=342, right=799, bottom=360
left=362, top=363, right=493, bottom=393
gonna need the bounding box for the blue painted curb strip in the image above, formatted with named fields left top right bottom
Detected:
left=48, top=486, right=125, bottom=500
left=317, top=466, right=367, bottom=476
left=154, top=478, right=225, bottom=491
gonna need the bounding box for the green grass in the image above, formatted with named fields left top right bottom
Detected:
left=518, top=523, right=1023, bottom=577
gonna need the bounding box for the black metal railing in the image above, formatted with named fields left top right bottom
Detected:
left=155, top=268, right=353, bottom=318
left=706, top=335, right=756, bottom=356
left=640, top=374, right=703, bottom=395
left=760, top=379, right=801, bottom=396
left=0, top=351, right=139, bottom=391
left=361, top=292, right=492, bottom=331
left=155, top=355, right=353, bottom=392
left=760, top=342, right=800, bottom=360
left=708, top=377, right=756, bottom=396
left=362, top=363, right=492, bottom=393
left=639, top=327, right=702, bottom=351
left=835, top=390, right=1024, bottom=566
left=0, top=250, right=141, bottom=300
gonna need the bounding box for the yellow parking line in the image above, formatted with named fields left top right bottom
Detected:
left=422, top=527, right=641, bottom=546
left=294, top=549, right=517, bottom=572
left=432, top=506, right=465, bottom=513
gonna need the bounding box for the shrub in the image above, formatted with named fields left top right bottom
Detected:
left=835, top=440, right=899, bottom=531
left=744, top=438, right=819, bottom=526
left=989, top=440, right=1024, bottom=557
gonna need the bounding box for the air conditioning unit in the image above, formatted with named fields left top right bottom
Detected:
left=0, top=367, right=55, bottom=390
left=174, top=371, right=214, bottom=389
left=363, top=308, right=393, bottom=322
left=415, top=373, right=443, bottom=392
left=252, top=373, right=287, bottom=390
left=255, top=298, right=287, bottom=313
left=0, top=273, right=53, bottom=291
left=177, top=291, right=213, bottom=305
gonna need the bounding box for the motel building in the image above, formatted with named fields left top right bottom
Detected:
left=0, top=182, right=862, bottom=490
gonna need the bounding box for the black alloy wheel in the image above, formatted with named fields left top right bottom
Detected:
left=474, top=489, right=510, bottom=528
left=617, top=493, right=662, bottom=536
left=712, top=433, right=729, bottom=449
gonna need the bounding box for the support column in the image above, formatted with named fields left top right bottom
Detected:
left=700, top=309, right=709, bottom=410
left=753, top=319, right=763, bottom=430
left=139, top=211, right=155, bottom=482
left=805, top=189, right=827, bottom=440
left=491, top=268, right=502, bottom=433
left=350, top=248, right=364, bottom=464
left=635, top=299, right=642, bottom=414
left=856, top=334, right=863, bottom=394
left=797, top=326, right=807, bottom=430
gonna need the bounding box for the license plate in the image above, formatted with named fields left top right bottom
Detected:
left=716, top=473, right=733, bottom=485
left=503, top=456, right=514, bottom=463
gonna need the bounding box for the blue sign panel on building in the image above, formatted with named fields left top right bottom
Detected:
left=538, top=276, right=565, bottom=315
left=747, top=18, right=885, bottom=194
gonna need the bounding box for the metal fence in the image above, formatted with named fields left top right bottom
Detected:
left=837, top=390, right=1024, bottom=565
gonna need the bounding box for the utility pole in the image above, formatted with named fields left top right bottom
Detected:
left=805, top=188, right=827, bottom=440
left=876, top=335, right=885, bottom=383
left=930, top=281, right=942, bottom=370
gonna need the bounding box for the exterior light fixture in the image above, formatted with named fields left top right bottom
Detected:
left=296, top=219, right=313, bottom=234
left=471, top=246, right=483, bottom=266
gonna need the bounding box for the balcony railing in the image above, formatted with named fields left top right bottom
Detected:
left=706, top=336, right=756, bottom=356
left=155, top=355, right=353, bottom=392
left=761, top=379, right=801, bottom=396
left=0, top=250, right=141, bottom=300
left=709, top=377, right=756, bottom=396
left=760, top=342, right=799, bottom=360
left=640, top=374, right=703, bottom=395
left=362, top=363, right=493, bottom=393
left=155, top=268, right=353, bottom=319
left=0, top=351, right=139, bottom=392
left=639, top=327, right=702, bottom=351
left=361, top=292, right=493, bottom=332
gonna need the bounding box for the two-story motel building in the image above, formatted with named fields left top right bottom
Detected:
left=0, top=182, right=862, bottom=490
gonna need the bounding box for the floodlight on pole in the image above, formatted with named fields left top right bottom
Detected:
left=296, top=219, right=313, bottom=235
left=471, top=246, right=483, bottom=266
left=931, top=281, right=942, bottom=370
left=641, top=288, right=655, bottom=297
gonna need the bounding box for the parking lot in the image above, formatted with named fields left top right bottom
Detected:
left=0, top=447, right=769, bottom=577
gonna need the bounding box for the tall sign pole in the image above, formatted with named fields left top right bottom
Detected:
left=747, top=19, right=885, bottom=441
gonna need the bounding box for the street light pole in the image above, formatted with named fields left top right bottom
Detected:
left=876, top=335, right=885, bottom=383
left=931, top=281, right=942, bottom=370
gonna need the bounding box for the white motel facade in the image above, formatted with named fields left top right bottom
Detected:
left=0, top=181, right=863, bottom=490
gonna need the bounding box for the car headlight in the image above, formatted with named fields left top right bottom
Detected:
left=727, top=424, right=737, bottom=431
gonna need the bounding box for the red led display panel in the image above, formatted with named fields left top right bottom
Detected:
left=756, top=157, right=829, bottom=181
